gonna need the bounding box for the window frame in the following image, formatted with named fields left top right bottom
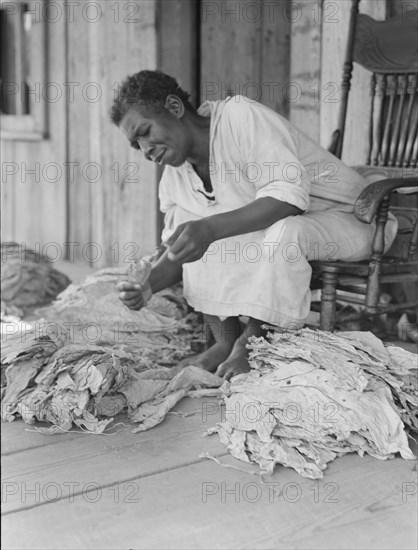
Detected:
left=0, top=0, right=48, bottom=141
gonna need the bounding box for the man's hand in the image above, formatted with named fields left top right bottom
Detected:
left=116, top=281, right=147, bottom=311
left=165, top=219, right=216, bottom=264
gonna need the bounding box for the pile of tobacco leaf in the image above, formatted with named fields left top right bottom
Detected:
left=207, top=328, right=417, bottom=479
left=1, top=242, right=71, bottom=316
left=1, top=257, right=219, bottom=434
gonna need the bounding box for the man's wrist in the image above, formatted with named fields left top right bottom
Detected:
left=140, top=280, right=153, bottom=304
left=205, top=216, right=221, bottom=243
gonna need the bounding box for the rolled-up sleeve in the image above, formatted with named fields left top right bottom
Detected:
left=227, top=98, right=311, bottom=212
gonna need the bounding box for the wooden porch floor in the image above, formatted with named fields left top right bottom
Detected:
left=2, top=261, right=417, bottom=549
left=2, top=393, right=417, bottom=550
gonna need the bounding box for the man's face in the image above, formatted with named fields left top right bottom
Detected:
left=120, top=105, right=190, bottom=167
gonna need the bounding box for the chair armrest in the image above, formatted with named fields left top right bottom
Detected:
left=354, top=177, right=418, bottom=223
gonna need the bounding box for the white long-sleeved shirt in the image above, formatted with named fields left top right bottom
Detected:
left=158, top=96, right=395, bottom=325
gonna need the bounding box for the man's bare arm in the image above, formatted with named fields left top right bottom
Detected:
left=148, top=249, right=183, bottom=293
left=166, top=197, right=303, bottom=263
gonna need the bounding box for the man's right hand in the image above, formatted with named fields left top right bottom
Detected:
left=116, top=281, right=146, bottom=311
left=115, top=246, right=184, bottom=312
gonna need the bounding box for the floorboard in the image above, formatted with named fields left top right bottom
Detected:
left=1, top=397, right=226, bottom=514
left=2, top=448, right=416, bottom=550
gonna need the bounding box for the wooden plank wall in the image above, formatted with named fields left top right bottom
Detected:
left=1, top=0, right=160, bottom=267
left=156, top=0, right=199, bottom=240
left=157, top=0, right=199, bottom=106
left=200, top=0, right=390, bottom=163
left=289, top=1, right=322, bottom=141
left=1, top=1, right=67, bottom=253
left=67, top=0, right=159, bottom=267
left=200, top=0, right=291, bottom=116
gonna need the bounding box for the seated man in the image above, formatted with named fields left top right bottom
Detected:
left=110, top=70, right=397, bottom=380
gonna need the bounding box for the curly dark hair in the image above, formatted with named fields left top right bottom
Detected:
left=109, top=70, right=195, bottom=126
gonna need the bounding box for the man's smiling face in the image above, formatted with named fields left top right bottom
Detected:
left=120, top=103, right=191, bottom=167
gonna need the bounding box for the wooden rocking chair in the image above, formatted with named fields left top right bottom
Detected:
left=312, top=0, right=418, bottom=334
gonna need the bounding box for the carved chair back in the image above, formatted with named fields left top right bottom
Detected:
left=329, top=2, right=418, bottom=169
left=315, top=1, right=418, bottom=333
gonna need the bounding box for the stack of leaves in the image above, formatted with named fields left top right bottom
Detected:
left=2, top=324, right=221, bottom=434
left=1, top=256, right=215, bottom=433
left=35, top=250, right=205, bottom=355
left=1, top=242, right=71, bottom=314
left=208, top=328, right=417, bottom=479
left=36, top=266, right=182, bottom=349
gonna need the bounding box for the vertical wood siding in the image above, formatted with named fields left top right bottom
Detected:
left=1, top=4, right=67, bottom=255
left=200, top=0, right=291, bottom=116
left=289, top=1, right=322, bottom=141
left=67, top=0, right=158, bottom=267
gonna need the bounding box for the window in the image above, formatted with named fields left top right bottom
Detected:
left=0, top=0, right=47, bottom=140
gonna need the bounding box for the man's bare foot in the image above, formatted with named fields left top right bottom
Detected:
left=216, top=352, right=251, bottom=380
left=216, top=317, right=266, bottom=380
left=179, top=314, right=242, bottom=372
left=178, top=341, right=236, bottom=373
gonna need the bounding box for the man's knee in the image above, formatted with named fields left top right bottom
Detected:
left=264, top=216, right=306, bottom=245
left=279, top=217, right=309, bottom=261
left=262, top=216, right=312, bottom=265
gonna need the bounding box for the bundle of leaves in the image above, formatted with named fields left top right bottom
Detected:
left=1, top=258, right=215, bottom=433
left=1, top=242, right=71, bottom=313
left=208, top=329, right=417, bottom=479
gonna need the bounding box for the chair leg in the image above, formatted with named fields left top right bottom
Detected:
left=365, top=196, right=389, bottom=312
left=320, top=269, right=338, bottom=332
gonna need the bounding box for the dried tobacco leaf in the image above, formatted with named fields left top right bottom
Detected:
left=208, top=329, right=417, bottom=479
